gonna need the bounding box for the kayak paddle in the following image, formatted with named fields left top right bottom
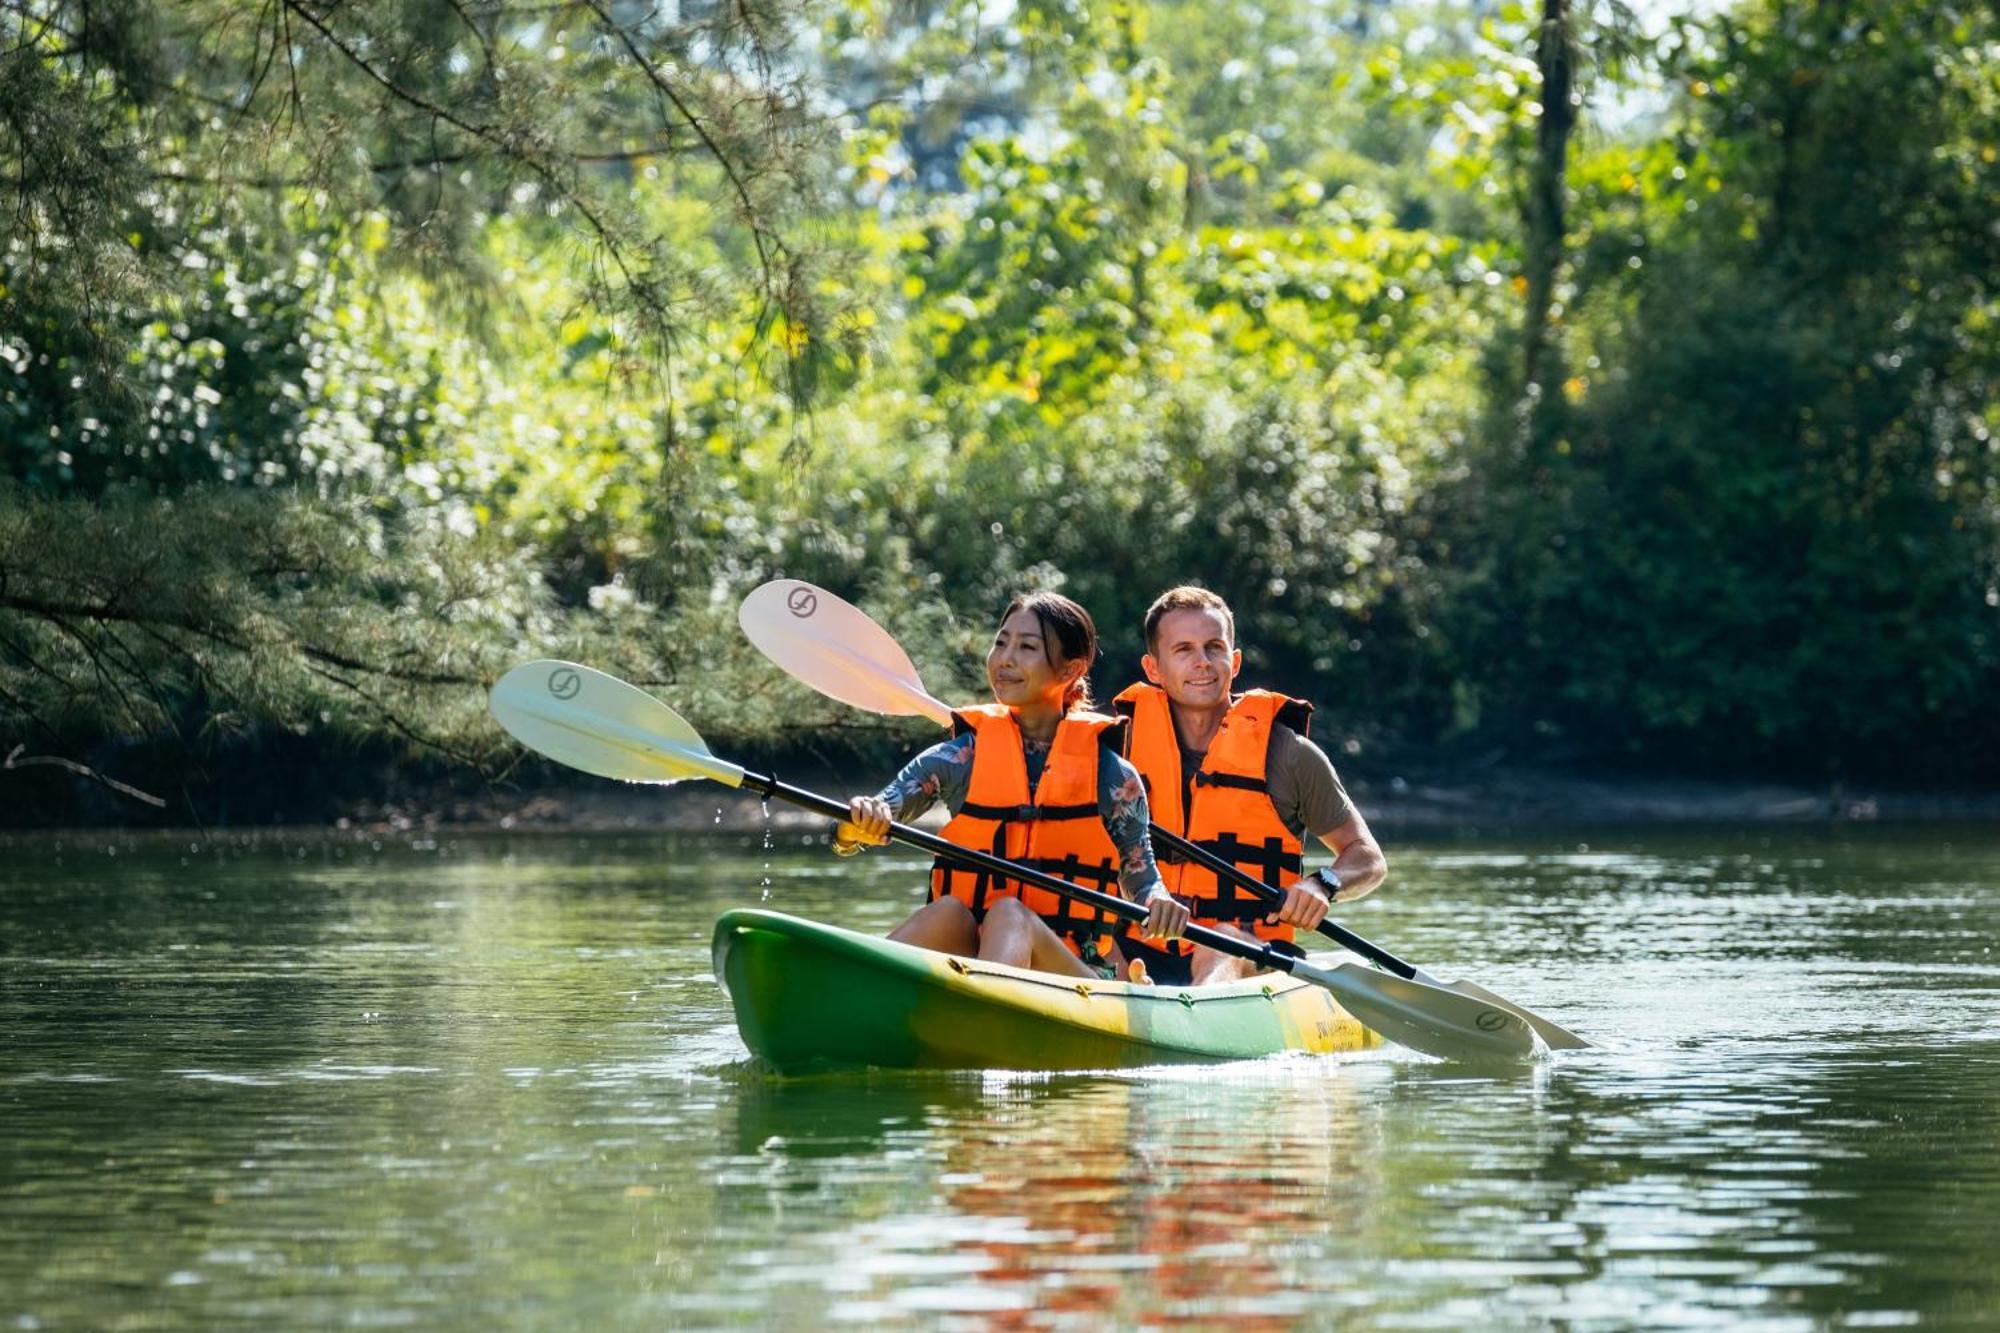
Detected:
left=489, top=659, right=1541, bottom=1063
left=738, top=578, right=1590, bottom=1050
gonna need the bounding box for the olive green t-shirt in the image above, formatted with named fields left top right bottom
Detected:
left=1176, top=721, right=1353, bottom=845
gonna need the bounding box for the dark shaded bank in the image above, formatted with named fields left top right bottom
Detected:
left=374, top=767, right=2000, bottom=835
left=7, top=741, right=1998, bottom=835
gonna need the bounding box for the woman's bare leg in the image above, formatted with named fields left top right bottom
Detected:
left=976, top=897, right=1097, bottom=979
left=888, top=897, right=979, bottom=956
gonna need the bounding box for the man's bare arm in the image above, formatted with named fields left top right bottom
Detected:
left=1312, top=808, right=1387, bottom=903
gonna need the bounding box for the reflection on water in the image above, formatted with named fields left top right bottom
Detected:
left=725, top=1068, right=1387, bottom=1325
left=2, top=827, right=1997, bottom=1327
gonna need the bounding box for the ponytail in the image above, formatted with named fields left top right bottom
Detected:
left=1063, top=673, right=1095, bottom=713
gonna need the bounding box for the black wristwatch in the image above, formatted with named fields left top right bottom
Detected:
left=1312, top=867, right=1343, bottom=901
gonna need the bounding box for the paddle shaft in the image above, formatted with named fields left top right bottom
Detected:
left=1144, top=823, right=1419, bottom=980
left=730, top=768, right=1313, bottom=977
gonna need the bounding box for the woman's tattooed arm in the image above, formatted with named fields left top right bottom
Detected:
left=873, top=732, right=977, bottom=823
left=1101, top=754, right=1166, bottom=901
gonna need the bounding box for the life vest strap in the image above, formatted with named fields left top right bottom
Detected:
left=1198, top=898, right=1292, bottom=923
left=1017, top=853, right=1120, bottom=889
left=1032, top=851, right=1124, bottom=937
left=927, top=854, right=1121, bottom=897
left=956, top=799, right=1100, bottom=823
left=1193, top=770, right=1269, bottom=794
left=928, top=861, right=1123, bottom=936
left=1192, top=832, right=1304, bottom=912
left=1042, top=853, right=1084, bottom=933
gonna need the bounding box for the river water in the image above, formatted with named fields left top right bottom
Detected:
left=3, top=825, right=1997, bottom=1328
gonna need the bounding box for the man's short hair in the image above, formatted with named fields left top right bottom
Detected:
left=1144, top=585, right=1236, bottom=653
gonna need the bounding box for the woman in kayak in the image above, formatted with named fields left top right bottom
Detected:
left=835, top=591, right=1191, bottom=980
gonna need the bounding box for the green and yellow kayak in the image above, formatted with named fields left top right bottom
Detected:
left=712, top=909, right=1383, bottom=1074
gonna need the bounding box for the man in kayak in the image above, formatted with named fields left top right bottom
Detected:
left=834, top=591, right=1191, bottom=980
left=1112, top=586, right=1387, bottom=986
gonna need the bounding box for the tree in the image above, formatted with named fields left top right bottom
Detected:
left=0, top=0, right=860, bottom=820
left=1, top=0, right=849, bottom=489
left=1446, top=0, right=2000, bottom=777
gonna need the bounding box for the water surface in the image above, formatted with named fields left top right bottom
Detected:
left=3, top=826, right=1997, bottom=1327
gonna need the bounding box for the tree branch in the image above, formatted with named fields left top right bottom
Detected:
left=578, top=0, right=784, bottom=302
left=4, top=742, right=168, bottom=807
left=280, top=0, right=643, bottom=308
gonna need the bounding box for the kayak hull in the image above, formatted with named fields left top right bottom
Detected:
left=711, top=909, right=1382, bottom=1074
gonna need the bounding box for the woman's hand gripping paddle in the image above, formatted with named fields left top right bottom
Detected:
left=737, top=580, right=1591, bottom=1052
left=489, top=659, right=1540, bottom=1064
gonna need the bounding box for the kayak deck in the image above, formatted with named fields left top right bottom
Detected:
left=712, top=909, right=1382, bottom=1074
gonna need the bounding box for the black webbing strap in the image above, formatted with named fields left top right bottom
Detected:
left=1048, top=853, right=1079, bottom=933
left=1031, top=854, right=1122, bottom=937
left=957, top=800, right=1099, bottom=822
left=931, top=822, right=1011, bottom=917
left=1204, top=831, right=1301, bottom=911
left=1193, top=770, right=1270, bottom=794
left=1020, top=854, right=1119, bottom=889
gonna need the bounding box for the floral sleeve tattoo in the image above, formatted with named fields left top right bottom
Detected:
left=1102, top=754, right=1165, bottom=902
left=875, top=733, right=976, bottom=823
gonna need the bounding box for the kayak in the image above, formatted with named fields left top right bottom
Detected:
left=711, top=909, right=1383, bottom=1074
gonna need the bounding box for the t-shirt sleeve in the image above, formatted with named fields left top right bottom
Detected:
left=1265, top=725, right=1354, bottom=841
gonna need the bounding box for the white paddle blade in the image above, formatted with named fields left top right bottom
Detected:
left=489, top=660, right=746, bottom=789
left=739, top=579, right=956, bottom=727
left=1444, top=978, right=1593, bottom=1050
left=1294, top=959, right=1541, bottom=1063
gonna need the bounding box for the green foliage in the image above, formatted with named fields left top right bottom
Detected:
left=1444, top=0, right=2000, bottom=774
left=0, top=481, right=537, bottom=758
left=0, top=0, right=849, bottom=449
left=6, top=0, right=2000, bottom=824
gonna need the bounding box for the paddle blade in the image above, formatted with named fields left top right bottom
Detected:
left=489, top=660, right=746, bottom=789
left=1444, top=978, right=1592, bottom=1050
left=1294, top=959, right=1541, bottom=1064
left=739, top=579, right=956, bottom=727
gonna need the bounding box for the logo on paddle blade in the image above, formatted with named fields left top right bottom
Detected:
left=547, top=667, right=581, bottom=700
left=1474, top=1009, right=1508, bottom=1032
left=786, top=586, right=818, bottom=619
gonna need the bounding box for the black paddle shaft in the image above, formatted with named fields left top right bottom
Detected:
left=1144, top=823, right=1419, bottom=981
left=735, top=769, right=1307, bottom=977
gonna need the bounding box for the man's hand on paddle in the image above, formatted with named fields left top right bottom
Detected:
left=1265, top=876, right=1332, bottom=931
left=833, top=795, right=894, bottom=852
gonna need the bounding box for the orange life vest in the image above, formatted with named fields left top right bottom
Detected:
left=928, top=704, right=1127, bottom=958
left=1112, top=683, right=1312, bottom=950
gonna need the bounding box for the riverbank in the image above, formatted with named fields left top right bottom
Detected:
left=11, top=750, right=2000, bottom=837
left=315, top=764, right=2000, bottom=836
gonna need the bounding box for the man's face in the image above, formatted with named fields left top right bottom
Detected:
left=1142, top=607, right=1241, bottom=709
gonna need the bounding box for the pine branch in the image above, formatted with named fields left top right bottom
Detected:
left=4, top=742, right=167, bottom=807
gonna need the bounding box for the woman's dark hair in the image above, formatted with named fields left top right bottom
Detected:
left=998, top=591, right=1099, bottom=711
